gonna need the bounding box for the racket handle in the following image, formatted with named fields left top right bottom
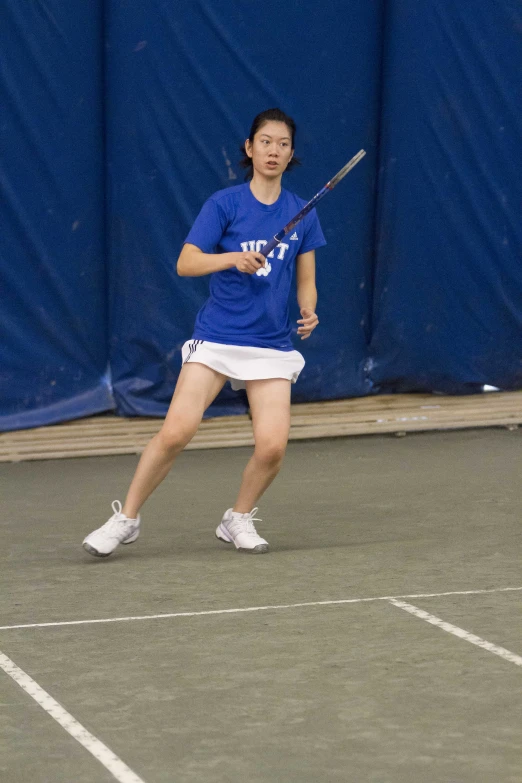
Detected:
left=260, top=236, right=282, bottom=257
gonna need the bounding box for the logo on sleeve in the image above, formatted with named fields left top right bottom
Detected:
left=290, top=232, right=298, bottom=240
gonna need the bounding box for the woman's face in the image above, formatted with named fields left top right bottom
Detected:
left=245, top=121, right=294, bottom=179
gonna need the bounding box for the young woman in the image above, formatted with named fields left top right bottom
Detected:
left=83, top=108, right=326, bottom=557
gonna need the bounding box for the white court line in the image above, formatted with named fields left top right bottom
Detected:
left=389, top=599, right=522, bottom=668
left=0, top=651, right=146, bottom=783
left=0, top=586, right=521, bottom=632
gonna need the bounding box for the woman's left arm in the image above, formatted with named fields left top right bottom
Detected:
left=296, top=250, right=319, bottom=340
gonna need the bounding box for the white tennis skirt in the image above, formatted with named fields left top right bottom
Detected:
left=181, top=340, right=305, bottom=391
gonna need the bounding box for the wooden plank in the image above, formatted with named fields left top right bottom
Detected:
left=1, top=392, right=521, bottom=462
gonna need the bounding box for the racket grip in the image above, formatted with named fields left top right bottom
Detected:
left=260, top=237, right=280, bottom=257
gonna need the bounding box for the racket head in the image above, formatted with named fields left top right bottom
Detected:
left=327, top=149, right=366, bottom=189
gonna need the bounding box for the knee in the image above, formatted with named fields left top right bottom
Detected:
left=158, top=423, right=195, bottom=454
left=254, top=440, right=287, bottom=469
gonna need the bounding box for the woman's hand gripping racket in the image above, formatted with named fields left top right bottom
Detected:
left=260, top=149, right=366, bottom=258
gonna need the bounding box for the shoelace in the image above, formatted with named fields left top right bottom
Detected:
left=228, top=507, right=262, bottom=537
left=103, top=500, right=134, bottom=534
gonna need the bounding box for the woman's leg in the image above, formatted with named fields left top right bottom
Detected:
left=122, top=362, right=226, bottom=518
left=232, top=378, right=291, bottom=513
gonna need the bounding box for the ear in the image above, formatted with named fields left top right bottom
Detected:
left=245, top=139, right=253, bottom=159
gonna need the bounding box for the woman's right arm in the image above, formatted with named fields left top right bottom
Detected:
left=177, top=243, right=266, bottom=277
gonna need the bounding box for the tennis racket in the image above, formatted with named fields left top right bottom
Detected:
left=260, top=149, right=366, bottom=258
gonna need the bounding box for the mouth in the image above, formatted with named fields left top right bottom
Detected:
left=265, top=161, right=279, bottom=168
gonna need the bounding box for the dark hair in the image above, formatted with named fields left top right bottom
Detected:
left=239, top=108, right=301, bottom=180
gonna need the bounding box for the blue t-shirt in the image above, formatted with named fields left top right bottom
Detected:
left=184, top=183, right=326, bottom=350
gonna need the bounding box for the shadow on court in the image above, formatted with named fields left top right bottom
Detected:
left=0, top=428, right=521, bottom=782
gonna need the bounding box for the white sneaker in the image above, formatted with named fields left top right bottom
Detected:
left=82, top=500, right=140, bottom=557
left=216, top=507, right=269, bottom=554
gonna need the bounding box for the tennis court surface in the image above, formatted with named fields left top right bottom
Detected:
left=1, top=427, right=521, bottom=783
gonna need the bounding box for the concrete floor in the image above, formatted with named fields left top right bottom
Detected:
left=0, top=428, right=521, bottom=782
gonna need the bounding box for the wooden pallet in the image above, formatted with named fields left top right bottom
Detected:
left=1, top=392, right=521, bottom=462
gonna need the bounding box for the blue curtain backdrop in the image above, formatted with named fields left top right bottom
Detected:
left=106, top=0, right=382, bottom=416
left=2, top=1, right=522, bottom=431
left=0, top=0, right=112, bottom=431
left=370, top=0, right=522, bottom=393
